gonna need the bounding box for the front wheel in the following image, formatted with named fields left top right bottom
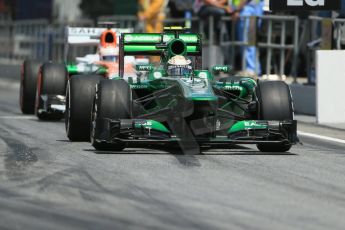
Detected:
left=255, top=80, right=294, bottom=152
left=65, top=75, right=102, bottom=141
left=91, top=80, right=132, bottom=151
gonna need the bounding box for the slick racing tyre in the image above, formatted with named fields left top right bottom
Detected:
left=256, top=80, right=294, bottom=152
left=91, top=79, right=132, bottom=151
left=20, top=60, right=42, bottom=114
left=36, top=63, right=67, bottom=120
left=65, top=75, right=102, bottom=141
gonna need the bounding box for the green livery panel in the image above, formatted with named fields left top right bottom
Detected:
left=66, top=64, right=107, bottom=75
left=121, top=33, right=201, bottom=56
left=229, top=120, right=268, bottom=134
left=134, top=120, right=170, bottom=134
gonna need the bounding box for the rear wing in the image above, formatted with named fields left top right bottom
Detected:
left=65, top=27, right=132, bottom=45
left=119, top=33, right=201, bottom=56
left=64, top=26, right=133, bottom=61
left=119, top=33, right=202, bottom=77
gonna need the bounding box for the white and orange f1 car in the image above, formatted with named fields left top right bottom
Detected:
left=19, top=24, right=142, bottom=141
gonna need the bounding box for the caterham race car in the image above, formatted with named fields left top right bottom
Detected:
left=89, top=27, right=298, bottom=153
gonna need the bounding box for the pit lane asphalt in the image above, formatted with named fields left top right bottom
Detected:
left=1, top=71, right=345, bottom=230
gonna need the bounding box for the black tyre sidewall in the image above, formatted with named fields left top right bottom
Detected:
left=66, top=75, right=102, bottom=141
left=38, top=63, right=67, bottom=95
left=256, top=80, right=293, bottom=121
left=91, top=80, right=131, bottom=151
left=256, top=80, right=294, bottom=152
left=36, top=63, right=67, bottom=120
left=96, top=80, right=131, bottom=119
left=20, top=60, right=42, bottom=114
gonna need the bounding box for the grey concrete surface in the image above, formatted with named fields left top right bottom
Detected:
left=264, top=77, right=316, bottom=116
left=1, top=66, right=345, bottom=229
left=296, top=114, right=345, bottom=131
left=0, top=64, right=21, bottom=82
left=290, top=83, right=316, bottom=116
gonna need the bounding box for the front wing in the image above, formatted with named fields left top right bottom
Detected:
left=93, top=118, right=298, bottom=147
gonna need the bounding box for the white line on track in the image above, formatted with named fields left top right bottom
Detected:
left=298, top=131, right=345, bottom=145
left=0, top=81, right=19, bottom=89
left=0, top=116, right=33, bottom=119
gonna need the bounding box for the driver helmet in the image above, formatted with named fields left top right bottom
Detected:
left=98, top=46, right=118, bottom=62
left=167, top=55, right=192, bottom=76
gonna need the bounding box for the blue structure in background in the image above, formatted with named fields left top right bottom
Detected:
left=235, top=0, right=264, bottom=75
left=14, top=0, right=52, bottom=20
left=338, top=0, right=345, bottom=17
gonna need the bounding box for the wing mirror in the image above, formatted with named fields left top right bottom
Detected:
left=212, top=65, right=232, bottom=74
left=136, top=64, right=154, bottom=72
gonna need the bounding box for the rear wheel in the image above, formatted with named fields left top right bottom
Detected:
left=256, top=81, right=294, bottom=152
left=65, top=75, right=102, bottom=141
left=91, top=80, right=131, bottom=151
left=36, top=63, right=67, bottom=120
left=20, top=60, right=42, bottom=114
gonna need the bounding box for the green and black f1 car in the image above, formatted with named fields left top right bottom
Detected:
left=90, top=27, right=298, bottom=153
